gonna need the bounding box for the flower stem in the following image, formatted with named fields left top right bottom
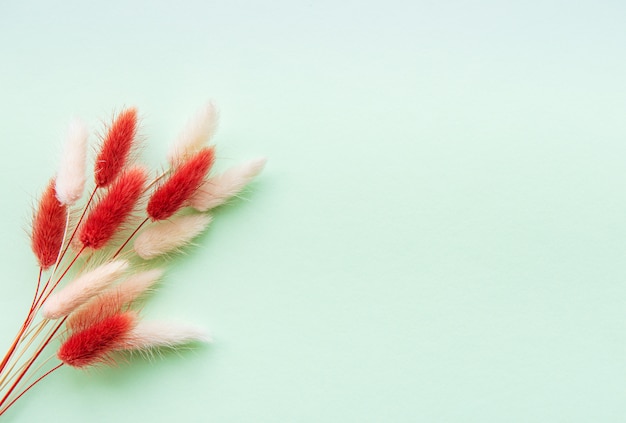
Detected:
left=0, top=318, right=66, bottom=410
left=113, top=217, right=149, bottom=258
left=0, top=362, right=63, bottom=416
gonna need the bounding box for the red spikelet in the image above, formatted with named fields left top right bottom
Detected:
left=95, top=108, right=138, bottom=188
left=31, top=179, right=67, bottom=269
left=147, top=147, right=215, bottom=220
left=58, top=312, right=136, bottom=368
left=80, top=167, right=147, bottom=250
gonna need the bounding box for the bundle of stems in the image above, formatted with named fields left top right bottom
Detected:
left=0, top=104, right=266, bottom=416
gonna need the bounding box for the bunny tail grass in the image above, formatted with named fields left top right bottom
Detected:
left=31, top=179, right=68, bottom=269
left=168, top=102, right=218, bottom=166
left=79, top=166, right=147, bottom=250
left=147, top=147, right=215, bottom=221
left=124, top=320, right=211, bottom=350
left=95, top=108, right=138, bottom=188
left=56, top=117, right=89, bottom=206
left=134, top=214, right=212, bottom=259
left=58, top=312, right=137, bottom=368
left=67, top=269, right=164, bottom=331
left=189, top=157, right=267, bottom=211
left=42, top=260, right=129, bottom=319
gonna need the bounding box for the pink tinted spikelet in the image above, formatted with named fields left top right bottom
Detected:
left=147, top=147, right=215, bottom=221
left=80, top=167, right=147, bottom=250
left=95, top=108, right=138, bottom=187
left=66, top=291, right=124, bottom=333
left=67, top=269, right=164, bottom=332
left=58, top=312, right=136, bottom=368
left=31, top=180, right=67, bottom=269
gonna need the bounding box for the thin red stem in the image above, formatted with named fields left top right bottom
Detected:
left=0, top=332, right=23, bottom=378
left=34, top=247, right=86, bottom=313
left=0, top=363, right=63, bottom=416
left=113, top=217, right=149, bottom=258
left=29, top=268, right=43, bottom=314
left=0, top=318, right=66, bottom=410
left=0, top=266, right=45, bottom=376
left=56, top=187, right=97, bottom=266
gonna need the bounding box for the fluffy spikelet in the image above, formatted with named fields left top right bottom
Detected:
left=67, top=269, right=164, bottom=331
left=66, top=289, right=124, bottom=333
left=80, top=166, right=147, bottom=250
left=111, top=268, right=164, bottom=304
left=31, top=179, right=68, bottom=269
left=95, top=108, right=138, bottom=187
left=134, top=214, right=212, bottom=259
left=189, top=157, right=267, bottom=211
left=42, top=260, right=129, bottom=319
left=58, top=312, right=136, bottom=368
left=168, top=102, right=218, bottom=166
left=124, top=320, right=210, bottom=350
left=147, top=147, right=215, bottom=221
left=56, top=117, right=89, bottom=206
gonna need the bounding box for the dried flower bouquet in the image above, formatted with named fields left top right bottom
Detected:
left=0, top=104, right=265, bottom=416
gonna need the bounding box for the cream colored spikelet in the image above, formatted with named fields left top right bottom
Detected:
left=167, top=102, right=219, bottom=166
left=42, top=260, right=129, bottom=319
left=55, top=117, right=89, bottom=206
left=134, top=214, right=212, bottom=259
left=189, top=157, right=267, bottom=211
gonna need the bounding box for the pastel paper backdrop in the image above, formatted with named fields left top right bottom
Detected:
left=1, top=0, right=626, bottom=421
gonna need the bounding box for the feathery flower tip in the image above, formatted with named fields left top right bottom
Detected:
left=58, top=312, right=136, bottom=368
left=80, top=166, right=147, bottom=250
left=147, top=147, right=215, bottom=221
left=134, top=214, right=212, bottom=259
left=168, top=102, right=219, bottom=166
left=31, top=180, right=68, bottom=269
left=56, top=117, right=89, bottom=206
left=95, top=108, right=138, bottom=187
left=189, top=157, right=267, bottom=211
left=42, top=259, right=129, bottom=319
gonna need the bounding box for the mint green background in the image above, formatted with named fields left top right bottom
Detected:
left=1, top=0, right=626, bottom=421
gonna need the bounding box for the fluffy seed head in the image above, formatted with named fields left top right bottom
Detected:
left=42, top=259, right=129, bottom=319
left=124, top=320, right=210, bottom=350
left=67, top=269, right=164, bottom=331
left=31, top=179, right=68, bottom=269
left=58, top=312, right=136, bottom=368
left=168, top=102, right=219, bottom=166
left=95, top=108, right=138, bottom=187
left=56, top=117, right=89, bottom=206
left=147, top=147, right=215, bottom=221
left=134, top=214, right=212, bottom=259
left=80, top=166, right=147, bottom=250
left=189, top=157, right=267, bottom=211
left=67, top=289, right=124, bottom=333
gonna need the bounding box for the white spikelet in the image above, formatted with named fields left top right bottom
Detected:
left=55, top=117, right=89, bottom=206
left=42, top=259, right=129, bottom=319
left=168, top=102, right=219, bottom=166
left=124, top=320, right=210, bottom=350
left=189, top=157, right=267, bottom=211
left=134, top=214, right=212, bottom=260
